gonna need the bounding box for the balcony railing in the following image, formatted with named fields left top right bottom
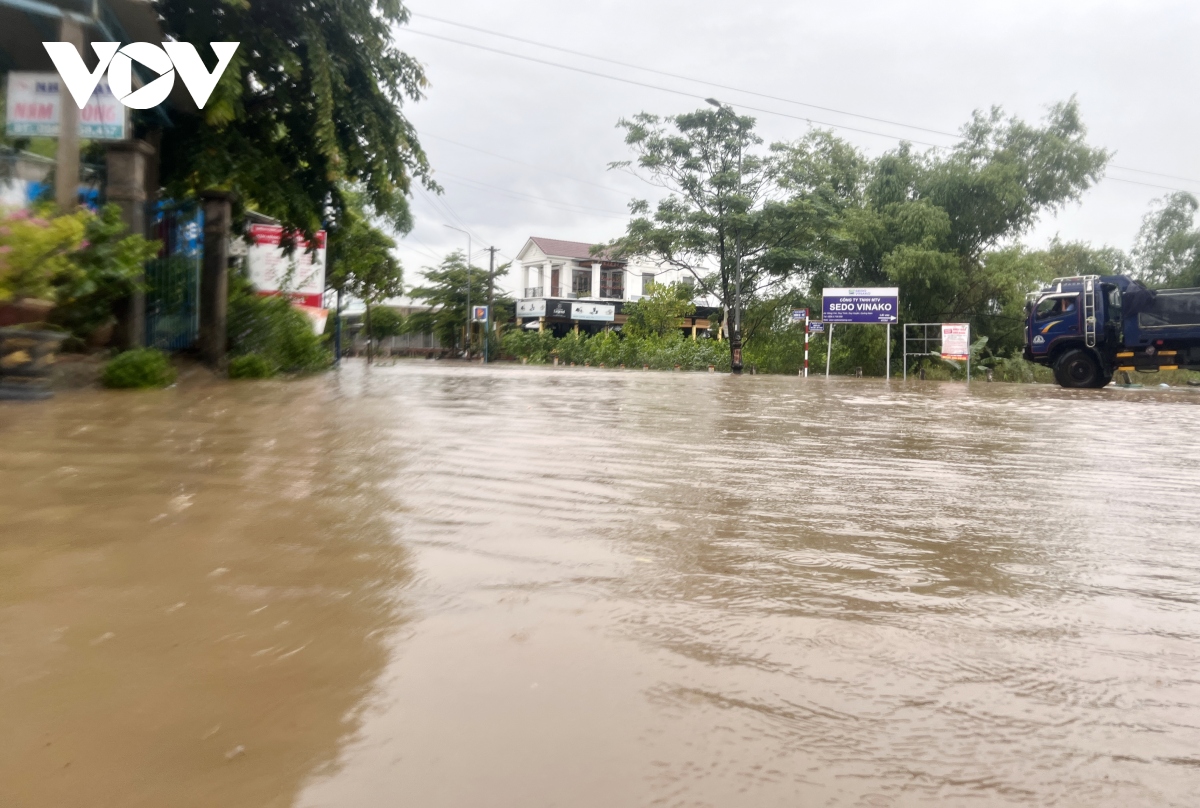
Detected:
left=524, top=287, right=544, bottom=298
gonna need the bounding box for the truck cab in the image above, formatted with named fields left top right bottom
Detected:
left=1025, top=274, right=1200, bottom=388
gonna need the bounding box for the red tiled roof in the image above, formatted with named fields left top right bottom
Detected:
left=529, top=237, right=619, bottom=262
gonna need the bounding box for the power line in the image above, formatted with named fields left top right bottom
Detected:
left=399, top=28, right=945, bottom=148
left=407, top=16, right=1200, bottom=188
left=414, top=13, right=960, bottom=141
left=416, top=185, right=488, bottom=246
left=436, top=171, right=630, bottom=217
left=422, top=132, right=633, bottom=196
left=1102, top=175, right=1197, bottom=193
left=1106, top=165, right=1200, bottom=187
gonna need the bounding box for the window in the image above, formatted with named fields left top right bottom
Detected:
left=642, top=273, right=656, bottom=295
left=600, top=268, right=624, bottom=299
left=572, top=268, right=592, bottom=297
left=1036, top=296, right=1077, bottom=319
left=551, top=265, right=562, bottom=297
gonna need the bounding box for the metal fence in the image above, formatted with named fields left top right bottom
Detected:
left=145, top=204, right=203, bottom=350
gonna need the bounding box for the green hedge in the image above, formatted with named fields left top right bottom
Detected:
left=501, top=329, right=730, bottom=371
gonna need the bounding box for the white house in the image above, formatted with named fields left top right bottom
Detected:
left=515, top=237, right=717, bottom=336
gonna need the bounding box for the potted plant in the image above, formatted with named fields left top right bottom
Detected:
left=0, top=210, right=85, bottom=398
left=0, top=206, right=154, bottom=399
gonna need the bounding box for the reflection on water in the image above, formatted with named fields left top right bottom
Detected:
left=0, top=376, right=411, bottom=808
left=4, top=363, right=1200, bottom=806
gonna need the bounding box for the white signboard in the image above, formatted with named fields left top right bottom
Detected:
left=246, top=224, right=327, bottom=308
left=516, top=299, right=546, bottom=318
left=5, top=72, right=126, bottom=140
left=572, top=302, right=615, bottom=322
left=941, top=323, right=970, bottom=361
left=823, top=287, right=900, bottom=324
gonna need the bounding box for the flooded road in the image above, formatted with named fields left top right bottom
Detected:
left=3, top=362, right=1200, bottom=807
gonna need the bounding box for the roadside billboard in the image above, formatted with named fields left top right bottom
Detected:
left=941, top=323, right=970, bottom=361
left=246, top=224, right=326, bottom=308
left=472, top=306, right=489, bottom=323
left=5, top=72, right=126, bottom=140
left=822, top=287, right=900, bottom=324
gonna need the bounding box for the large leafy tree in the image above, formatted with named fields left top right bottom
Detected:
left=406, top=252, right=511, bottom=353
left=327, top=214, right=403, bottom=362
left=156, top=0, right=434, bottom=236
left=1132, top=192, right=1200, bottom=289
left=830, top=99, right=1109, bottom=358
left=621, top=281, right=696, bottom=339
left=609, top=108, right=835, bottom=373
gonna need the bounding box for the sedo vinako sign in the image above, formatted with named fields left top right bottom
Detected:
left=822, top=287, right=900, bottom=324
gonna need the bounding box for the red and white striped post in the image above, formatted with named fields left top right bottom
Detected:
left=804, top=311, right=810, bottom=378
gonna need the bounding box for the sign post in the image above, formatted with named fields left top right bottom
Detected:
left=473, top=306, right=490, bottom=363
left=792, top=309, right=809, bottom=377
left=821, top=287, right=900, bottom=380
left=941, top=323, right=971, bottom=382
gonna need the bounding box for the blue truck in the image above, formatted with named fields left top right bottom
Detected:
left=1025, top=275, right=1200, bottom=388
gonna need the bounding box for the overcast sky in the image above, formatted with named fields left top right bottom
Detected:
left=389, top=0, right=1200, bottom=297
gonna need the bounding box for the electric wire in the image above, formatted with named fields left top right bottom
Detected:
left=406, top=17, right=1200, bottom=188
left=422, top=133, right=633, bottom=196
left=436, top=171, right=630, bottom=218
left=399, top=28, right=945, bottom=147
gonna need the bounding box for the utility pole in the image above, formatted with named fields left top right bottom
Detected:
left=487, top=247, right=497, bottom=364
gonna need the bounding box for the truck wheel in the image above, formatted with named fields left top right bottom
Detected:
left=1054, top=349, right=1104, bottom=388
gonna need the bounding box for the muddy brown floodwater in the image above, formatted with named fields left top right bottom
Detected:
left=3, top=362, right=1200, bottom=807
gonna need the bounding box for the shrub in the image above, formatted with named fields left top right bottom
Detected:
left=502, top=330, right=731, bottom=372
left=228, top=353, right=276, bottom=379
left=102, top=348, right=177, bottom=389
left=227, top=273, right=331, bottom=373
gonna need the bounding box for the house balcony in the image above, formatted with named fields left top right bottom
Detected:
left=524, top=287, right=544, bottom=298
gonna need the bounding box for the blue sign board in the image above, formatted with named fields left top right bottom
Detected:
left=808, top=321, right=825, bottom=334
left=822, top=287, right=900, bottom=324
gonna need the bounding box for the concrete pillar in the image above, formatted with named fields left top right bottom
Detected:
left=591, top=263, right=600, bottom=299
left=54, top=17, right=83, bottom=212
left=106, top=140, right=155, bottom=348
left=538, top=317, right=545, bottom=333
left=199, top=191, right=236, bottom=367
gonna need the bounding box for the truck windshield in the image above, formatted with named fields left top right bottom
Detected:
left=1036, top=296, right=1077, bottom=319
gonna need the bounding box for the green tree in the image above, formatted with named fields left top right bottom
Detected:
left=1132, top=192, right=1200, bottom=288
left=622, top=281, right=696, bottom=338
left=157, top=0, right=435, bottom=236
left=369, top=306, right=405, bottom=339
left=328, top=217, right=403, bottom=363
left=406, top=252, right=511, bottom=354
left=832, top=99, right=1109, bottom=363
left=609, top=107, right=833, bottom=373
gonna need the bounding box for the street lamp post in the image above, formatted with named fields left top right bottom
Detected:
left=706, top=98, right=744, bottom=374
left=444, top=225, right=471, bottom=355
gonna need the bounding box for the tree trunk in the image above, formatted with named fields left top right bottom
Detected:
left=365, top=302, right=373, bottom=365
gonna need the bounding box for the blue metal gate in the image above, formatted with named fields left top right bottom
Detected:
left=145, top=204, right=203, bottom=350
